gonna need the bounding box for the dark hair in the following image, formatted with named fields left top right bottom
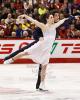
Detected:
left=46, top=10, right=59, bottom=19
left=45, top=12, right=52, bottom=19
left=53, top=11, right=59, bottom=16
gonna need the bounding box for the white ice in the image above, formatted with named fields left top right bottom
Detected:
left=0, top=64, right=80, bottom=100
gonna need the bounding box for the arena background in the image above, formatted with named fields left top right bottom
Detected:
left=0, top=39, right=80, bottom=64
left=0, top=0, right=80, bottom=64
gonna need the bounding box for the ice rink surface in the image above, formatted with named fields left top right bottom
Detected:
left=0, top=63, right=80, bottom=100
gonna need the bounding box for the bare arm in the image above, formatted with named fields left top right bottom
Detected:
left=54, top=18, right=68, bottom=28
left=54, top=15, right=80, bottom=28
left=23, top=14, right=46, bottom=31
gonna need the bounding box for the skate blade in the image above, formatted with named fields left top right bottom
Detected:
left=36, top=88, right=48, bottom=92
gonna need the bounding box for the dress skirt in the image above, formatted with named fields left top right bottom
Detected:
left=24, top=36, right=54, bottom=65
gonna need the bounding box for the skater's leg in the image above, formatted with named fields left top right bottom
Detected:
left=4, top=40, right=38, bottom=64
left=4, top=51, right=29, bottom=64
left=4, top=40, right=38, bottom=61
left=39, top=64, right=47, bottom=90
left=36, top=64, right=42, bottom=89
left=12, top=51, right=29, bottom=61
left=4, top=49, right=23, bottom=61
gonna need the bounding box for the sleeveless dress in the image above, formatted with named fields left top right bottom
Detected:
left=24, top=19, right=66, bottom=65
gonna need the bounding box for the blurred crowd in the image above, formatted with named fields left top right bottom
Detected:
left=0, top=0, right=80, bottom=39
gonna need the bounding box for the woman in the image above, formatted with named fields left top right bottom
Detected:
left=4, top=26, right=43, bottom=90
left=4, top=13, right=68, bottom=91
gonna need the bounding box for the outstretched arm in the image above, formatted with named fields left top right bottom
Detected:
left=22, top=14, right=45, bottom=32
left=54, top=18, right=68, bottom=28
left=54, top=15, right=80, bottom=28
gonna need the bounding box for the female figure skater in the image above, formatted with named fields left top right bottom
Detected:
left=3, top=26, right=43, bottom=90
left=4, top=13, right=68, bottom=91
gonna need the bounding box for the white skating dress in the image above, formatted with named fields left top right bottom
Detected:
left=24, top=19, right=66, bottom=65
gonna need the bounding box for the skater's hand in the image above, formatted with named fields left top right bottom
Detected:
left=19, top=14, right=28, bottom=19
left=75, top=16, right=79, bottom=20
left=22, top=14, right=29, bottom=19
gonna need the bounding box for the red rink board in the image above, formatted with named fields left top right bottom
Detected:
left=0, top=58, right=80, bottom=64
left=0, top=38, right=80, bottom=64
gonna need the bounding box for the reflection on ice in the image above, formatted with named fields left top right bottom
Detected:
left=0, top=64, right=80, bottom=100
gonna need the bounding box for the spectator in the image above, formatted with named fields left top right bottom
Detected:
left=11, top=2, right=16, bottom=14
left=5, top=13, right=13, bottom=24
left=67, top=24, right=78, bottom=38
left=0, top=19, right=6, bottom=29
left=0, top=7, right=8, bottom=19
left=4, top=0, right=11, bottom=8
left=23, top=30, right=29, bottom=38
left=23, top=1, right=32, bottom=14
left=4, top=24, right=12, bottom=37
left=71, top=0, right=80, bottom=15
left=0, top=0, right=80, bottom=39
left=48, top=3, right=55, bottom=12
left=16, top=15, right=24, bottom=24
left=59, top=26, right=68, bottom=38
left=11, top=31, right=16, bottom=38
left=14, top=0, right=23, bottom=11
left=21, top=17, right=30, bottom=31
left=60, top=2, right=69, bottom=15
left=75, top=17, right=80, bottom=30
left=53, top=0, right=62, bottom=10
left=11, top=19, right=17, bottom=32
left=23, top=29, right=32, bottom=39
left=15, top=24, right=23, bottom=38
left=38, top=4, right=47, bottom=16
left=75, top=0, right=80, bottom=4
left=0, top=29, right=4, bottom=38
